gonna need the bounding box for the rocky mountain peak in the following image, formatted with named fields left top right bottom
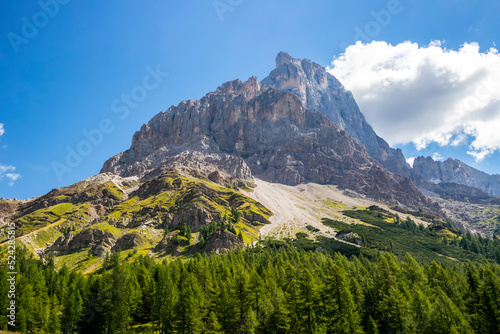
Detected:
left=275, top=51, right=295, bottom=67
left=263, top=52, right=412, bottom=178
left=101, top=63, right=437, bottom=212
left=264, top=52, right=328, bottom=110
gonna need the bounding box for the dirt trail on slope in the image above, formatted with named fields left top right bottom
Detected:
left=243, top=179, right=428, bottom=239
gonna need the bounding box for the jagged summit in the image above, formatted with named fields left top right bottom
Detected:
left=275, top=51, right=295, bottom=67
left=413, top=156, right=500, bottom=196
left=101, top=67, right=436, bottom=211
left=262, top=52, right=411, bottom=177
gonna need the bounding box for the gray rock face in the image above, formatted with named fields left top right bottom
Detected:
left=101, top=75, right=435, bottom=211
left=262, top=52, right=411, bottom=177
left=112, top=233, right=142, bottom=252
left=48, top=228, right=116, bottom=256
left=412, top=156, right=500, bottom=196
left=200, top=230, right=244, bottom=255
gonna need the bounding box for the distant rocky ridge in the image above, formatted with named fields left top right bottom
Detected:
left=102, top=72, right=436, bottom=211
left=412, top=156, right=500, bottom=197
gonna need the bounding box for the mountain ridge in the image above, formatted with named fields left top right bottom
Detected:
left=412, top=156, right=500, bottom=196
left=101, top=74, right=436, bottom=212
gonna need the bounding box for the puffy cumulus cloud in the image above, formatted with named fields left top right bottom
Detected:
left=0, top=164, right=21, bottom=186
left=328, top=41, right=500, bottom=161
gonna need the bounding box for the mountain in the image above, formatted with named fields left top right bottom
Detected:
left=262, top=52, right=412, bottom=177
left=6, top=51, right=500, bottom=274
left=260, top=52, right=500, bottom=203
left=0, top=170, right=271, bottom=268
left=413, top=156, right=500, bottom=197
left=101, top=75, right=435, bottom=212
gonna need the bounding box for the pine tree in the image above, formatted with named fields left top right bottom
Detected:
left=365, top=316, right=379, bottom=334
left=154, top=267, right=178, bottom=334
left=401, top=253, right=425, bottom=288
left=378, top=285, right=411, bottom=333
left=479, top=268, right=500, bottom=333
left=231, top=206, right=241, bottom=223
left=324, top=264, right=363, bottom=334
left=0, top=266, right=10, bottom=330
left=61, top=282, right=83, bottom=334
left=297, top=268, right=324, bottom=333
left=205, top=311, right=223, bottom=334
left=429, top=288, right=472, bottom=333
left=46, top=294, right=61, bottom=334
left=176, top=273, right=205, bottom=333
left=410, top=288, right=431, bottom=333
left=266, top=285, right=290, bottom=333
left=242, top=307, right=258, bottom=334
left=80, top=274, right=108, bottom=334
left=136, top=264, right=156, bottom=323
left=16, top=280, right=36, bottom=333
left=181, top=223, right=188, bottom=236
left=107, top=265, right=132, bottom=333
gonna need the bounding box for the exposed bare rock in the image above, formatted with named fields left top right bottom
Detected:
left=208, top=171, right=224, bottom=184
left=47, top=228, right=116, bottom=256
left=200, top=230, right=244, bottom=254
left=153, top=234, right=183, bottom=256
left=111, top=233, right=143, bottom=252
left=101, top=73, right=435, bottom=211
left=262, top=51, right=411, bottom=178
left=0, top=199, right=18, bottom=219
left=413, top=156, right=500, bottom=196
left=168, top=205, right=215, bottom=232
left=336, top=231, right=363, bottom=246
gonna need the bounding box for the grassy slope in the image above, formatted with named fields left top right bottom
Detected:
left=320, top=207, right=485, bottom=265
left=1, top=170, right=272, bottom=272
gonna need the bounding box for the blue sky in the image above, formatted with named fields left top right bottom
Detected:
left=0, top=0, right=499, bottom=199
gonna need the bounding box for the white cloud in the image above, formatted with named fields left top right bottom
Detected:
left=0, top=125, right=20, bottom=186
left=328, top=41, right=500, bottom=161
left=432, top=152, right=444, bottom=161
left=0, top=164, right=21, bottom=186
left=5, top=173, right=21, bottom=186
left=406, top=157, right=416, bottom=168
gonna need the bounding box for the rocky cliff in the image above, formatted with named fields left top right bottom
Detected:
left=412, top=156, right=500, bottom=196
left=262, top=52, right=411, bottom=177
left=101, top=75, right=435, bottom=211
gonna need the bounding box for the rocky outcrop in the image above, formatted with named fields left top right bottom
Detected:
left=13, top=182, right=123, bottom=219
left=153, top=234, right=178, bottom=255
left=101, top=74, right=435, bottom=211
left=200, top=230, right=244, bottom=254
left=47, top=228, right=117, bottom=257
left=412, top=156, right=500, bottom=196
left=336, top=231, right=363, bottom=246
left=111, top=233, right=142, bottom=252
left=262, top=52, right=411, bottom=178
left=0, top=199, right=18, bottom=219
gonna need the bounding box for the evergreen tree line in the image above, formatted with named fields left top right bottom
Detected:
left=1, top=247, right=500, bottom=334
left=394, top=214, right=500, bottom=263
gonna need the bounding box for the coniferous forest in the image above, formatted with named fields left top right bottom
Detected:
left=1, top=246, right=500, bottom=334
